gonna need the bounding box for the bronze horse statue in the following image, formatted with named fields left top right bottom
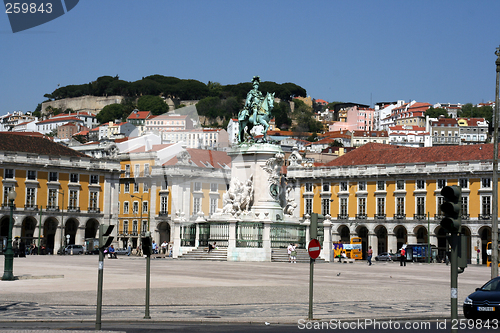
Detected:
left=237, top=92, right=275, bottom=143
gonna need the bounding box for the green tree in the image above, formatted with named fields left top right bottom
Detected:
left=137, top=95, right=169, bottom=116
left=97, top=103, right=127, bottom=124
left=425, top=107, right=448, bottom=118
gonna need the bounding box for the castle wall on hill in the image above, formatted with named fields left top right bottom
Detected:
left=41, top=95, right=124, bottom=115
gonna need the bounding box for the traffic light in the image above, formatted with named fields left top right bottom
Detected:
left=440, top=185, right=462, bottom=234
left=142, top=232, right=153, bottom=256
left=99, top=224, right=114, bottom=250
left=310, top=213, right=324, bottom=239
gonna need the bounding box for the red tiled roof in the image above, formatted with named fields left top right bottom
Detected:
left=0, top=132, right=88, bottom=157
left=324, top=142, right=496, bottom=167
left=163, top=149, right=231, bottom=168
left=127, top=111, right=151, bottom=120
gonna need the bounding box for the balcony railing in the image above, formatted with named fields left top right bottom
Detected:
left=159, top=210, right=168, bottom=216
left=337, top=214, right=349, bottom=220
left=434, top=214, right=444, bottom=220
left=24, top=205, right=38, bottom=211
left=2, top=203, right=16, bottom=210
left=461, top=214, right=470, bottom=220
left=46, top=205, right=60, bottom=212
left=67, top=206, right=81, bottom=213
left=355, top=214, right=367, bottom=220
left=88, top=207, right=101, bottom=214
left=375, top=214, right=386, bottom=220
left=479, top=214, right=491, bottom=220
left=394, top=214, right=406, bottom=220
left=413, top=214, right=426, bottom=220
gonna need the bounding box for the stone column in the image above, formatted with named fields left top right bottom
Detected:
left=388, top=232, right=398, bottom=254
left=407, top=232, right=417, bottom=245
left=303, top=214, right=311, bottom=247
left=368, top=232, right=378, bottom=257
left=172, top=217, right=182, bottom=258
left=263, top=220, right=272, bottom=261
left=227, top=218, right=237, bottom=261
left=471, top=234, right=481, bottom=265
left=322, top=216, right=332, bottom=262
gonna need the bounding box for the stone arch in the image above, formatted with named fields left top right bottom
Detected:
left=461, top=226, right=472, bottom=263
left=65, top=218, right=79, bottom=245
left=43, top=217, right=58, bottom=254
left=433, top=226, right=448, bottom=262
left=157, top=221, right=171, bottom=245
left=393, top=225, right=407, bottom=251
left=478, top=226, right=492, bottom=264
left=1, top=215, right=11, bottom=237
left=355, top=225, right=369, bottom=259
left=413, top=225, right=428, bottom=244
left=337, top=224, right=350, bottom=243
left=85, top=219, right=99, bottom=240
left=374, top=225, right=388, bottom=254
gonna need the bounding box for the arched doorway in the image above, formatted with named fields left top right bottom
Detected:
left=394, top=225, right=407, bottom=251
left=356, top=225, right=369, bottom=259
left=157, top=222, right=171, bottom=244
left=85, top=219, right=99, bottom=240
left=375, top=225, right=387, bottom=254
left=337, top=225, right=350, bottom=243
left=1, top=216, right=11, bottom=237
left=461, top=226, right=471, bottom=264
left=65, top=218, right=79, bottom=245
left=478, top=226, right=492, bottom=265
left=414, top=225, right=428, bottom=244
left=435, top=226, right=448, bottom=262
left=43, top=218, right=58, bottom=254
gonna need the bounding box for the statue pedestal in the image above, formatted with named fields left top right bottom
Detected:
left=228, top=143, right=284, bottom=222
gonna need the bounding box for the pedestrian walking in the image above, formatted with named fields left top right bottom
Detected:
left=290, top=243, right=297, bottom=263
left=287, top=243, right=293, bottom=263
left=400, top=246, right=406, bottom=266
left=367, top=246, right=373, bottom=266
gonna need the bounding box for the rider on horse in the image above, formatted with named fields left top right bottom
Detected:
left=245, top=76, right=264, bottom=125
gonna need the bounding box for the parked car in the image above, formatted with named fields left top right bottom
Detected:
left=63, top=244, right=84, bottom=255
left=463, top=276, right=500, bottom=319
left=375, top=252, right=400, bottom=261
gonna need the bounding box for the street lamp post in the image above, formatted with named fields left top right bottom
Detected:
left=2, top=189, right=17, bottom=281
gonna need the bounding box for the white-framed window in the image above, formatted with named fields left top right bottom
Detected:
left=144, top=164, right=150, bottom=175
left=437, top=179, right=446, bottom=189
left=340, top=181, right=348, bottom=192
left=124, top=182, right=130, bottom=193
left=210, top=198, right=218, bottom=215
left=193, top=197, right=201, bottom=214
left=322, top=183, right=330, bottom=192
left=142, top=220, right=148, bottom=233
left=123, top=202, right=129, bottom=214
left=125, top=164, right=130, bottom=177
left=27, top=170, right=37, bottom=180
left=143, top=201, right=148, bottom=214
left=26, top=188, right=36, bottom=207
left=358, top=181, right=366, bottom=191
left=459, top=178, right=468, bottom=189
left=89, top=191, right=98, bottom=210
left=416, top=197, right=425, bottom=216
left=194, top=182, right=202, bottom=192
left=482, top=196, right=491, bottom=215
left=49, top=172, right=58, bottom=182
left=4, top=169, right=14, bottom=179
left=133, top=220, right=138, bottom=234
left=396, top=197, right=405, bottom=215
left=305, top=182, right=313, bottom=192
left=358, top=197, right=366, bottom=216
left=210, top=183, right=218, bottom=192
left=396, top=180, right=405, bottom=190
left=416, top=179, right=425, bottom=190
left=90, top=175, right=99, bottom=184
left=461, top=196, right=468, bottom=216
left=3, top=186, right=14, bottom=205
left=340, top=197, right=348, bottom=216
left=123, top=220, right=129, bottom=234
left=133, top=201, right=139, bottom=214
left=481, top=178, right=491, bottom=188
left=305, top=198, right=312, bottom=215
left=134, top=182, right=139, bottom=193
left=377, top=181, right=385, bottom=191
left=70, top=173, right=78, bottom=183
left=322, top=198, right=330, bottom=216
left=134, top=164, right=140, bottom=177
left=48, top=189, right=58, bottom=208
left=143, top=182, right=149, bottom=193
left=160, top=196, right=168, bottom=213
left=68, top=190, right=78, bottom=209
left=377, top=197, right=385, bottom=216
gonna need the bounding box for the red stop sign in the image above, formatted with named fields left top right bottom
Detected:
left=308, top=238, right=321, bottom=259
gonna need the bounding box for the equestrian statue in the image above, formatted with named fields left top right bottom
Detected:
left=237, top=76, right=275, bottom=143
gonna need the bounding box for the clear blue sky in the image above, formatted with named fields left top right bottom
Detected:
left=1, top=0, right=500, bottom=115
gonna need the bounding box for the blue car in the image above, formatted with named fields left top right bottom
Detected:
left=463, top=276, right=500, bottom=319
